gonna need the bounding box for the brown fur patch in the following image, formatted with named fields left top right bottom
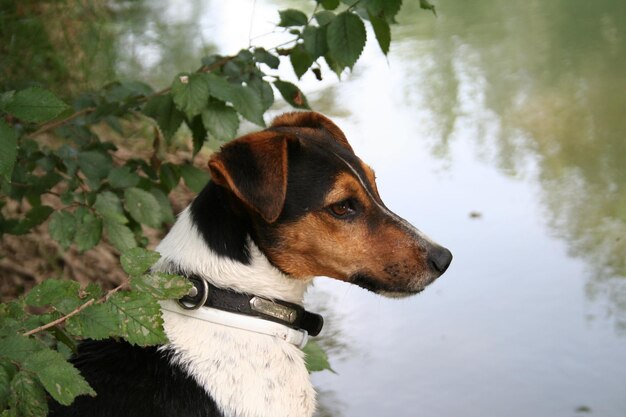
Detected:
left=271, top=112, right=353, bottom=152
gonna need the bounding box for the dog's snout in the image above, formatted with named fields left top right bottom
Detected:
left=427, top=246, right=453, bottom=275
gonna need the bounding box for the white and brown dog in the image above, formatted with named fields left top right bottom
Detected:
left=50, top=112, right=452, bottom=417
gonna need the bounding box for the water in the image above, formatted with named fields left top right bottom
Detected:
left=108, top=1, right=626, bottom=416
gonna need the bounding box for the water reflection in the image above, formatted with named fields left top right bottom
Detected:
left=393, top=0, right=626, bottom=330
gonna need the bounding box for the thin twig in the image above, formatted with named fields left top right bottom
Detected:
left=27, top=107, right=96, bottom=138
left=22, top=282, right=127, bottom=337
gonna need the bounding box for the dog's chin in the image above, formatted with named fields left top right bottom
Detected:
left=349, top=273, right=428, bottom=298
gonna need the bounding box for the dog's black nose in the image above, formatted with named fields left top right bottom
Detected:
left=427, top=246, right=453, bottom=275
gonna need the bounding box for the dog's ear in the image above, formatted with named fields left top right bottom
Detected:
left=208, top=131, right=294, bottom=223
left=271, top=111, right=353, bottom=152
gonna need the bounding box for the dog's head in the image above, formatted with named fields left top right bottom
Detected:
left=208, top=112, right=452, bottom=297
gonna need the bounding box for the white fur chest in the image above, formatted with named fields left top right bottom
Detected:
left=161, top=309, right=316, bottom=417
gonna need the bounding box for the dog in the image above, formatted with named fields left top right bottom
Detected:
left=49, top=112, right=452, bottom=417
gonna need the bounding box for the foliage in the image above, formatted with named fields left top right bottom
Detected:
left=0, top=0, right=430, bottom=414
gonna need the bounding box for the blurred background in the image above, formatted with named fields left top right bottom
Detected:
left=2, top=0, right=625, bottom=416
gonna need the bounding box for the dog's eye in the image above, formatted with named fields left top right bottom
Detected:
left=328, top=199, right=356, bottom=218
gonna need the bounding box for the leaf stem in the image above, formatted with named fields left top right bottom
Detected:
left=22, top=282, right=127, bottom=337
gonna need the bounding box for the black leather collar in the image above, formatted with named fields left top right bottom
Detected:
left=178, top=275, right=324, bottom=337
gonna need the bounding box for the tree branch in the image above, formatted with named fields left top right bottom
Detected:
left=22, top=282, right=127, bottom=337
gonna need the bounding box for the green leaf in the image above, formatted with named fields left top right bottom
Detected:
left=278, top=9, right=308, bottom=27
left=149, top=188, right=174, bottom=224
left=9, top=371, right=48, bottom=417
left=320, top=0, right=340, bottom=10
left=369, top=12, right=391, bottom=55
left=65, top=303, right=121, bottom=340
left=273, top=80, right=310, bottom=109
left=0, top=335, right=44, bottom=363
left=131, top=273, right=192, bottom=300
left=123, top=187, right=162, bottom=228
left=74, top=210, right=103, bottom=252
left=253, top=48, right=280, bottom=69
left=327, top=12, right=367, bottom=69
left=108, top=291, right=167, bottom=346
left=247, top=78, right=274, bottom=113
left=0, top=120, right=18, bottom=182
left=180, top=164, right=210, bottom=193
left=0, top=365, right=9, bottom=410
left=8, top=205, right=54, bottom=235
left=201, top=101, right=239, bottom=142
left=107, top=166, right=140, bottom=189
left=3, top=87, right=69, bottom=123
left=315, top=10, right=336, bottom=26
left=159, top=163, right=180, bottom=192
left=187, top=116, right=207, bottom=156
left=420, top=0, right=437, bottom=16
left=363, top=0, right=403, bottom=20
left=24, top=279, right=82, bottom=314
left=303, top=26, right=329, bottom=60
left=48, top=211, right=77, bottom=249
left=290, top=44, right=314, bottom=79
left=205, top=74, right=265, bottom=126
left=77, top=150, right=113, bottom=185
left=103, top=218, right=137, bottom=252
left=303, top=340, right=334, bottom=373
left=22, top=349, right=95, bottom=405
left=143, top=94, right=184, bottom=142
left=94, top=191, right=127, bottom=224
left=171, top=73, right=210, bottom=119
left=121, top=247, right=161, bottom=276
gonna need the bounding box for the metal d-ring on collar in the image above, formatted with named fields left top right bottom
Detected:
left=177, top=276, right=209, bottom=310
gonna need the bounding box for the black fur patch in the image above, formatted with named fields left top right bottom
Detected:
left=48, top=340, right=223, bottom=417
left=190, top=181, right=252, bottom=264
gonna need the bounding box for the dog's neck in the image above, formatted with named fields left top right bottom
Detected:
left=153, top=201, right=316, bottom=417
left=154, top=207, right=311, bottom=304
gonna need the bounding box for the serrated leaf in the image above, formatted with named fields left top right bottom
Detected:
left=131, top=273, right=192, bottom=300
left=205, top=74, right=265, bottom=127
left=273, top=80, right=310, bottom=109
left=290, top=44, right=314, bottom=79
left=123, top=187, right=162, bottom=228
left=77, top=150, right=113, bottom=186
left=8, top=205, right=54, bottom=235
left=201, top=101, right=239, bottom=142
left=180, top=164, right=210, bottom=193
left=303, top=340, right=334, bottom=373
left=369, top=12, right=391, bottom=55
left=74, top=210, right=103, bottom=252
left=278, top=9, right=308, bottom=27
left=143, top=94, right=184, bottom=142
left=253, top=48, right=280, bottom=69
left=121, top=247, right=161, bottom=276
left=24, top=279, right=82, bottom=314
left=171, top=73, right=210, bottom=119
left=303, top=26, right=328, bottom=60
left=108, top=292, right=167, bottom=346
left=22, top=349, right=95, bottom=405
left=327, top=12, right=367, bottom=69
left=48, top=211, right=77, bottom=249
left=103, top=218, right=137, bottom=252
left=315, top=10, right=336, bottom=26
left=94, top=191, right=127, bottom=224
left=0, top=120, right=18, bottom=182
left=65, top=303, right=120, bottom=340
left=149, top=188, right=174, bottom=224
left=186, top=116, right=206, bottom=156
left=363, top=0, right=403, bottom=20
left=107, top=166, right=140, bottom=189
left=420, top=0, right=437, bottom=15
left=247, top=78, right=274, bottom=113
left=0, top=335, right=44, bottom=363
left=159, top=163, right=180, bottom=192
left=9, top=371, right=48, bottom=417
left=4, top=87, right=69, bottom=123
